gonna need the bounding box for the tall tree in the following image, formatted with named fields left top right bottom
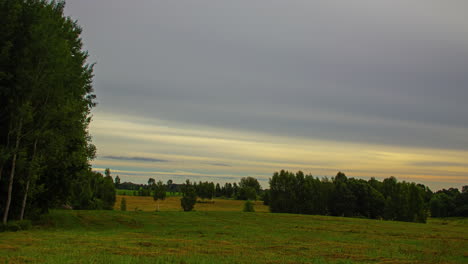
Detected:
left=1, top=0, right=98, bottom=222
left=114, top=175, right=121, bottom=188
left=153, top=180, right=166, bottom=211
left=181, top=180, right=196, bottom=212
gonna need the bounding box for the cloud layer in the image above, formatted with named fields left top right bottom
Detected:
left=65, top=0, right=468, bottom=190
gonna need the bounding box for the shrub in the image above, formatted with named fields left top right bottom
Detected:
left=181, top=180, right=197, bottom=211
left=120, top=197, right=127, bottom=211
left=243, top=200, right=255, bottom=212
left=181, top=195, right=196, bottom=211
left=0, top=220, right=32, bottom=232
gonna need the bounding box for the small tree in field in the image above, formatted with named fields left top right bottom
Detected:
left=120, top=197, right=127, bottom=211
left=181, top=180, right=197, bottom=211
left=153, top=181, right=166, bottom=211
left=243, top=200, right=255, bottom=212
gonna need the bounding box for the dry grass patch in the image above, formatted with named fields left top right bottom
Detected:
left=114, top=195, right=269, bottom=212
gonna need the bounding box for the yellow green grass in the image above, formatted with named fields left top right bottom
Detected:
left=0, top=197, right=467, bottom=264
left=116, top=195, right=269, bottom=212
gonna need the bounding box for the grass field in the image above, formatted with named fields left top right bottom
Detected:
left=115, top=195, right=269, bottom=212
left=0, top=196, right=467, bottom=264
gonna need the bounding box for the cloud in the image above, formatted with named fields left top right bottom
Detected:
left=206, top=163, right=232, bottom=167
left=101, top=155, right=169, bottom=163
left=409, top=162, right=468, bottom=168
left=65, top=0, right=468, bottom=191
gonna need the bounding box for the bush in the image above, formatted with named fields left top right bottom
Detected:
left=181, top=195, right=196, bottom=211
left=181, top=180, right=197, bottom=211
left=243, top=200, right=255, bottom=212
left=120, top=197, right=127, bottom=211
left=0, top=220, right=32, bottom=232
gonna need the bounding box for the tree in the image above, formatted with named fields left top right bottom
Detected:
left=267, top=170, right=427, bottom=223
left=153, top=180, right=166, bottom=211
left=196, top=181, right=214, bottom=201
left=105, top=168, right=111, bottom=178
left=114, top=175, right=121, bottom=188
left=1, top=0, right=97, bottom=222
left=238, top=186, right=257, bottom=201
left=180, top=180, right=196, bottom=211
left=261, top=189, right=270, bottom=205
left=215, top=183, right=222, bottom=197
left=120, top=197, right=127, bottom=211
left=166, top=179, right=173, bottom=194
left=243, top=200, right=255, bottom=212
left=239, top=177, right=261, bottom=199
left=148, top=178, right=155, bottom=186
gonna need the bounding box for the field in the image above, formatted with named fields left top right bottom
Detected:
left=0, top=195, right=467, bottom=264
left=115, top=195, right=269, bottom=212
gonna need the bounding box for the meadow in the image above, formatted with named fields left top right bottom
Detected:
left=115, top=195, right=269, bottom=212
left=0, top=195, right=466, bottom=264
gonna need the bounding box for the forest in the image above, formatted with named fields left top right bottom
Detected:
left=0, top=0, right=115, bottom=224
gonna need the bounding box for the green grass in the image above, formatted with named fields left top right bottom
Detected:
left=0, top=210, right=467, bottom=263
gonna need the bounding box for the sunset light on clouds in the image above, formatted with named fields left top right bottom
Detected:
left=64, top=0, right=468, bottom=190
left=89, top=112, right=467, bottom=190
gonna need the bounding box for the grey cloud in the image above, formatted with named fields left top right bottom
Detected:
left=66, top=0, right=468, bottom=150
left=102, top=156, right=169, bottom=163
left=206, top=163, right=232, bottom=167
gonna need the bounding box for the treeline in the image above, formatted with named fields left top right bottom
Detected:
left=193, top=177, right=262, bottom=200
left=117, top=177, right=263, bottom=201
left=177, top=179, right=262, bottom=211
left=70, top=169, right=116, bottom=210
left=430, top=187, right=468, bottom=217
left=268, top=171, right=432, bottom=223
left=116, top=178, right=180, bottom=196
left=0, top=0, right=114, bottom=224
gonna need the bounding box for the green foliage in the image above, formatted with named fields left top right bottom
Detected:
left=269, top=170, right=428, bottom=223
left=430, top=186, right=468, bottom=217
left=243, top=200, right=255, bottom=212
left=195, top=181, right=215, bottom=200
left=237, top=177, right=261, bottom=200
left=261, top=189, right=270, bottom=205
left=0, top=0, right=108, bottom=222
left=153, top=181, right=166, bottom=201
left=70, top=170, right=116, bottom=210
left=153, top=180, right=166, bottom=211
left=0, top=219, right=31, bottom=232
left=181, top=180, right=197, bottom=211
left=114, top=175, right=121, bottom=188
left=238, top=186, right=257, bottom=201
left=120, top=198, right=127, bottom=211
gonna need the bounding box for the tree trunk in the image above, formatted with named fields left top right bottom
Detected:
left=3, top=118, right=22, bottom=224
left=157, top=200, right=160, bottom=211
left=0, top=121, right=11, bottom=183
left=20, top=139, right=38, bottom=221
left=19, top=179, right=30, bottom=221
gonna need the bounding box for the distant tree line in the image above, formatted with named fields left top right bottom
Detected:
left=115, top=171, right=467, bottom=219
left=117, top=177, right=263, bottom=201
left=0, top=0, right=115, bottom=224
left=429, top=186, right=468, bottom=217
left=268, top=171, right=430, bottom=222
left=268, top=170, right=467, bottom=223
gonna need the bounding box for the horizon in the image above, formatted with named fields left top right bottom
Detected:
left=65, top=0, right=468, bottom=192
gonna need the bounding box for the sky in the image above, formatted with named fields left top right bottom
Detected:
left=64, top=0, right=468, bottom=190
